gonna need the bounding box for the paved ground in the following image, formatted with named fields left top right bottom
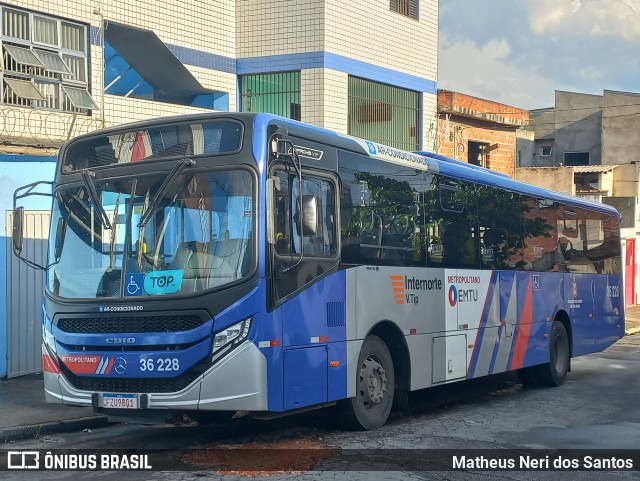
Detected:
left=5, top=333, right=640, bottom=480
left=1, top=305, right=638, bottom=443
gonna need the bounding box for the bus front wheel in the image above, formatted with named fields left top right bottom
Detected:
left=341, top=335, right=395, bottom=430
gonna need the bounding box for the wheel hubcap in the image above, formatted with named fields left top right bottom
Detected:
left=360, top=355, right=387, bottom=406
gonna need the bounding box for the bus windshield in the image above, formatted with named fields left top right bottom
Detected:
left=46, top=169, right=254, bottom=299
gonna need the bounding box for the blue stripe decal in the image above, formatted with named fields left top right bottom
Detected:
left=167, top=44, right=236, bottom=74
left=237, top=52, right=325, bottom=74
left=323, top=52, right=437, bottom=93
left=467, top=272, right=498, bottom=378
left=487, top=272, right=516, bottom=375
left=238, top=51, right=437, bottom=93
left=487, top=325, right=502, bottom=375
left=91, top=25, right=437, bottom=92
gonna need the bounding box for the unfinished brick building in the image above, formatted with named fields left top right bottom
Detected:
left=437, top=91, right=529, bottom=178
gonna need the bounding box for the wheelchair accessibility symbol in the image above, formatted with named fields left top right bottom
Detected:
left=125, top=273, right=145, bottom=297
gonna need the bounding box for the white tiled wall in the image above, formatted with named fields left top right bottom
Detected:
left=236, top=0, right=325, bottom=58
left=1, top=0, right=438, bottom=149
left=325, top=0, right=438, bottom=79
left=3, top=0, right=237, bottom=131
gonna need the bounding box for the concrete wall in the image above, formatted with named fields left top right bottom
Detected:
left=516, top=129, right=535, bottom=168
left=553, top=91, right=602, bottom=166
left=613, top=163, right=640, bottom=198
left=602, top=90, right=640, bottom=165
left=515, top=167, right=575, bottom=195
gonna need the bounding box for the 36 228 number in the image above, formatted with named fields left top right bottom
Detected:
left=139, top=358, right=180, bottom=372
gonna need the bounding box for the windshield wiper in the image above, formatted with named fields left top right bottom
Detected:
left=81, top=169, right=112, bottom=230
left=137, top=158, right=196, bottom=229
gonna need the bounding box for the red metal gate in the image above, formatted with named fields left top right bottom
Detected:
left=626, top=238, right=636, bottom=306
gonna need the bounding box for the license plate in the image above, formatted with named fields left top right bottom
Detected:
left=102, top=393, right=138, bottom=409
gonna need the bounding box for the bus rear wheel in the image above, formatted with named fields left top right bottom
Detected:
left=536, top=321, right=570, bottom=386
left=518, top=321, right=569, bottom=388
left=341, top=335, right=395, bottom=430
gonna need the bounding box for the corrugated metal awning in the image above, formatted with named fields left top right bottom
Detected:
left=571, top=165, right=618, bottom=173
left=104, top=22, right=215, bottom=103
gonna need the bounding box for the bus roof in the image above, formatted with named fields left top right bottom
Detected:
left=258, top=113, right=621, bottom=219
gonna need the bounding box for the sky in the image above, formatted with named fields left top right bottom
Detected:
left=438, top=0, right=640, bottom=110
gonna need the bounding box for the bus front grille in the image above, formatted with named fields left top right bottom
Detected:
left=56, top=315, right=207, bottom=334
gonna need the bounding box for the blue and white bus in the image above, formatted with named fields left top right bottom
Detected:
left=13, top=112, right=624, bottom=430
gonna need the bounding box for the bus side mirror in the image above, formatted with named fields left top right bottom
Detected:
left=12, top=206, right=24, bottom=254
left=296, top=195, right=318, bottom=236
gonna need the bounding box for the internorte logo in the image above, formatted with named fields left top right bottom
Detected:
left=390, top=274, right=443, bottom=306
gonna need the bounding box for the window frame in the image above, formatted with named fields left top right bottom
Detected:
left=390, top=0, right=419, bottom=19
left=239, top=71, right=301, bottom=121
left=0, top=6, right=93, bottom=114
left=564, top=151, right=590, bottom=166
left=347, top=75, right=420, bottom=151
left=271, top=165, right=339, bottom=262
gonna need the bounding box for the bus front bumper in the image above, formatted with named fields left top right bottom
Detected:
left=44, top=341, right=268, bottom=412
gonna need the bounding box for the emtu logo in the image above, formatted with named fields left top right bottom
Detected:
left=448, top=285, right=458, bottom=307
left=390, top=275, right=405, bottom=305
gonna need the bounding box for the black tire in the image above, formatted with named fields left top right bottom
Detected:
left=534, top=321, right=570, bottom=387
left=341, top=335, right=395, bottom=430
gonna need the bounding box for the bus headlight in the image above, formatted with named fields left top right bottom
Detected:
left=42, top=325, right=57, bottom=354
left=212, top=317, right=252, bottom=355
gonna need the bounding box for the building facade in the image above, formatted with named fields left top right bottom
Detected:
left=0, top=0, right=439, bottom=377
left=518, top=90, right=640, bottom=308
left=436, top=91, right=529, bottom=178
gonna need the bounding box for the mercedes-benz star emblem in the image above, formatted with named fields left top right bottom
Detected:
left=114, top=357, right=127, bottom=374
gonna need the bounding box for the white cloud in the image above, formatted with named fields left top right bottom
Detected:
left=526, top=0, right=640, bottom=40
left=438, top=33, right=557, bottom=109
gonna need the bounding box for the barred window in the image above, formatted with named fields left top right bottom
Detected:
left=239, top=71, right=301, bottom=121
left=348, top=76, right=420, bottom=151
left=390, top=0, right=418, bottom=19
left=1, top=6, right=94, bottom=114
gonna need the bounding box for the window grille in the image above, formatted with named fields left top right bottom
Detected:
left=348, top=76, right=420, bottom=151
left=240, top=71, right=301, bottom=120
left=33, top=15, right=58, bottom=46
left=390, top=0, right=418, bottom=19
left=0, top=6, right=94, bottom=113
left=3, top=9, right=29, bottom=40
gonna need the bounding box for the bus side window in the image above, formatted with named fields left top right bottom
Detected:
left=435, top=178, right=477, bottom=269
left=273, top=171, right=291, bottom=255
left=477, top=186, right=522, bottom=270
left=272, top=170, right=336, bottom=259
left=557, top=207, right=585, bottom=272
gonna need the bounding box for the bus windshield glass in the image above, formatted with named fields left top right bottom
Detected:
left=47, top=169, right=254, bottom=299
left=62, top=119, right=242, bottom=171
